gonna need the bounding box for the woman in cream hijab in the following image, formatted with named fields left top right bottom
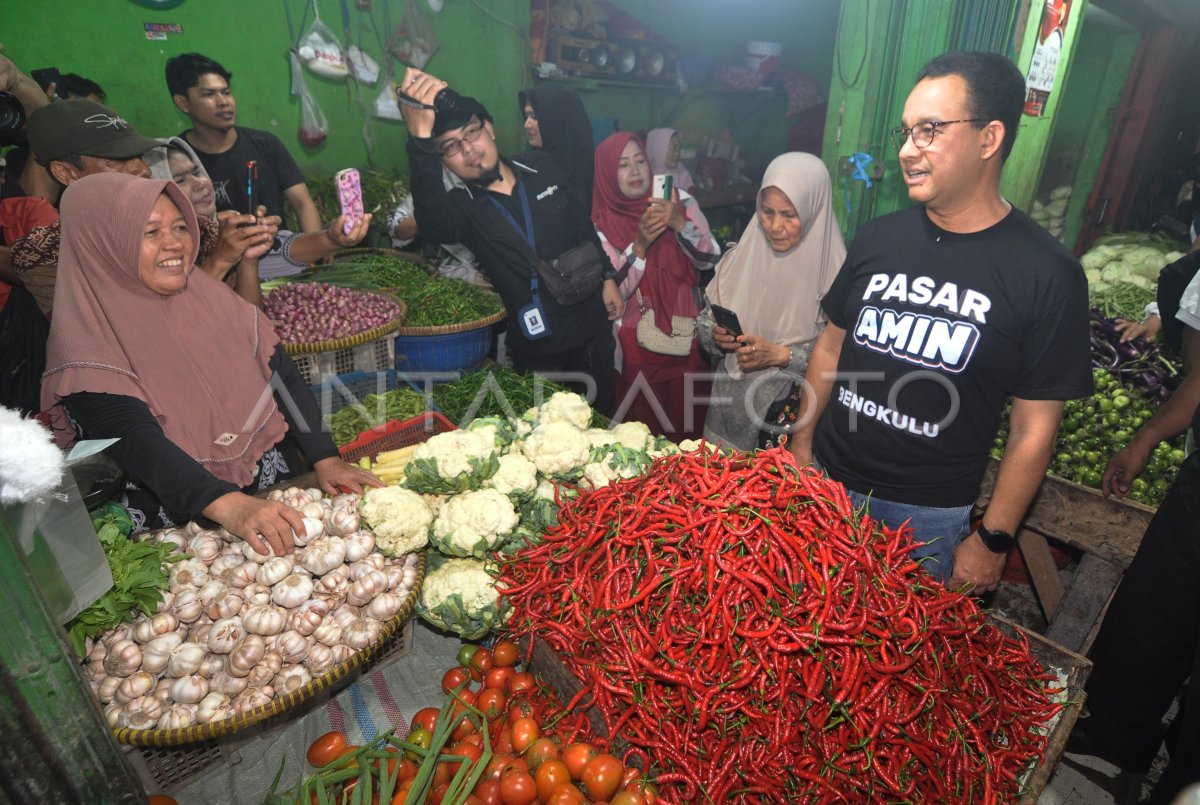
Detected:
left=698, top=152, right=846, bottom=450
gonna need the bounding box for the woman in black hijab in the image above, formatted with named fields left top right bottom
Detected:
left=519, top=85, right=596, bottom=213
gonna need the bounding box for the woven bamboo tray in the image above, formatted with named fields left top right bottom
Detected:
left=111, top=552, right=426, bottom=748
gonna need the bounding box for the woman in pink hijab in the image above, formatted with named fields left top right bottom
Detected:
left=645, top=128, right=695, bottom=194
left=41, top=173, right=381, bottom=553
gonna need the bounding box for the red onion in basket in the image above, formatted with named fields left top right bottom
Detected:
left=264, top=284, right=403, bottom=344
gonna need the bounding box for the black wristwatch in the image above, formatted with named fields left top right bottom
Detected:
left=977, top=523, right=1016, bottom=554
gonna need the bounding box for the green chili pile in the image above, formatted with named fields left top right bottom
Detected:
left=499, top=448, right=1065, bottom=803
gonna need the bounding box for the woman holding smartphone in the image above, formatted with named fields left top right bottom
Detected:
left=591, top=132, right=720, bottom=439
left=698, top=152, right=846, bottom=451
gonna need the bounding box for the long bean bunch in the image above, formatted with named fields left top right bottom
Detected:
left=499, top=448, right=1064, bottom=804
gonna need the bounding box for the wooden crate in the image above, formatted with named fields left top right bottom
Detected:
left=526, top=615, right=1090, bottom=800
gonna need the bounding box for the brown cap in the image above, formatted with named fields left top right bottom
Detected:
left=27, top=99, right=159, bottom=166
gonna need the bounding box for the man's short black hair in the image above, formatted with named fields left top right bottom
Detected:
left=59, top=74, right=106, bottom=102
left=916, top=51, right=1025, bottom=161
left=165, top=53, right=233, bottom=99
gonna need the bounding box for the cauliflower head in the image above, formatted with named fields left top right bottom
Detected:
left=465, top=416, right=518, bottom=449
left=485, top=452, right=539, bottom=497
left=609, top=421, right=652, bottom=451
left=584, top=427, right=620, bottom=451
left=404, top=430, right=500, bottom=494
left=536, top=391, right=593, bottom=430
left=360, top=487, right=433, bottom=556
left=417, top=556, right=503, bottom=639
left=431, top=488, right=520, bottom=558
left=523, top=420, right=590, bottom=476
left=582, top=461, right=621, bottom=490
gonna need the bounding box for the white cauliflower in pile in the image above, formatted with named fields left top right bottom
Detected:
left=411, top=430, right=496, bottom=477
left=584, top=427, right=620, bottom=451
left=610, top=421, right=652, bottom=451
left=485, top=453, right=539, bottom=496
left=523, top=421, right=590, bottom=476
left=359, top=487, right=433, bottom=557
left=582, top=461, right=621, bottom=490
left=534, top=479, right=558, bottom=502
left=431, top=488, right=520, bottom=559
left=537, top=391, right=593, bottom=430
left=417, top=557, right=503, bottom=640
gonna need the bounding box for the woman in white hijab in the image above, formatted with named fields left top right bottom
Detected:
left=698, top=153, right=846, bottom=450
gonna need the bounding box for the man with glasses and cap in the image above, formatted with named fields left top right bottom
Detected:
left=789, top=51, right=1093, bottom=592
left=398, top=68, right=623, bottom=416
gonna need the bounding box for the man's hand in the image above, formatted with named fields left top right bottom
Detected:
left=1114, top=315, right=1160, bottom=343
left=203, top=492, right=305, bottom=556
left=206, top=211, right=272, bottom=279
left=313, top=456, right=384, bottom=496
left=948, top=530, right=1007, bottom=594
left=398, top=67, right=448, bottom=139
left=0, top=46, right=23, bottom=93
left=601, top=279, right=624, bottom=321
left=1101, top=439, right=1153, bottom=498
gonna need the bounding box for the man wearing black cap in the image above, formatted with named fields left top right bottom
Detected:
left=399, top=68, right=623, bottom=416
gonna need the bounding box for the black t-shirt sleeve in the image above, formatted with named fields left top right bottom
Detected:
left=62, top=392, right=237, bottom=519
left=1013, top=260, right=1095, bottom=400
left=269, top=345, right=339, bottom=464
left=1158, top=253, right=1200, bottom=354
left=264, top=131, right=307, bottom=192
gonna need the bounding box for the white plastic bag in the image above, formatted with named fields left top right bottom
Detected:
left=291, top=53, right=329, bottom=147
left=298, top=0, right=349, bottom=80
left=389, top=0, right=439, bottom=69
left=374, top=78, right=404, bottom=121
left=348, top=45, right=380, bottom=85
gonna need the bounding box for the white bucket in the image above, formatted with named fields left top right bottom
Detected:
left=745, top=41, right=783, bottom=75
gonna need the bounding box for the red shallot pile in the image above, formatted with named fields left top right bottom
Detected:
left=498, top=447, right=1065, bottom=804
left=264, top=283, right=403, bottom=344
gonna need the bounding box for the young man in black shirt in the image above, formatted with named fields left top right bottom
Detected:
left=789, top=51, right=1093, bottom=591
left=166, top=53, right=320, bottom=232
left=398, top=68, right=623, bottom=416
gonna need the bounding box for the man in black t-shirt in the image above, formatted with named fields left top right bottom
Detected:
left=166, top=53, right=320, bottom=232
left=397, top=68, right=624, bottom=416
left=790, top=52, right=1093, bottom=591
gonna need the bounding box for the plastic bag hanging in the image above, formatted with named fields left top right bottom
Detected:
left=389, top=0, right=438, bottom=68
left=291, top=52, right=330, bottom=147
left=374, top=76, right=405, bottom=121
left=298, top=0, right=350, bottom=79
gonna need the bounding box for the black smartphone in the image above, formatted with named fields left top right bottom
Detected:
left=244, top=160, right=259, bottom=216
left=32, top=68, right=67, bottom=100
left=710, top=303, right=744, bottom=338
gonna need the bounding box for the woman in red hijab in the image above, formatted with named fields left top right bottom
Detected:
left=591, top=132, right=720, bottom=439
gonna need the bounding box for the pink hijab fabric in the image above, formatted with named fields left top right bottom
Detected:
left=41, top=173, right=287, bottom=487
left=708, top=152, right=846, bottom=380
left=645, top=128, right=694, bottom=193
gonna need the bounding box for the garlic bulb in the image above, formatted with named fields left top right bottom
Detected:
left=358, top=553, right=387, bottom=574
left=313, top=618, right=343, bottom=647
left=331, top=605, right=360, bottom=630
left=141, top=633, right=183, bottom=675
left=304, top=644, right=335, bottom=673
left=86, top=657, right=107, bottom=677
left=119, top=695, right=165, bottom=730
left=272, top=574, right=314, bottom=609
left=104, top=640, right=143, bottom=677
left=169, top=674, right=210, bottom=704
left=299, top=517, right=324, bottom=544
left=226, top=634, right=267, bottom=678
left=210, top=668, right=249, bottom=696
left=86, top=641, right=107, bottom=664
left=207, top=588, right=244, bottom=621
left=103, top=702, right=124, bottom=728
left=300, top=501, right=326, bottom=520
left=198, top=654, right=225, bottom=679
left=189, top=533, right=222, bottom=565
left=242, top=604, right=288, bottom=636
left=233, top=687, right=274, bottom=714
left=246, top=652, right=283, bottom=688
left=209, top=553, right=245, bottom=579
left=282, top=487, right=314, bottom=509
left=347, top=570, right=388, bottom=607
left=115, top=671, right=156, bottom=704
left=300, top=536, right=346, bottom=575
left=196, top=579, right=229, bottom=607
left=184, top=520, right=205, bottom=537
left=267, top=489, right=286, bottom=502
left=331, top=492, right=359, bottom=510
left=132, top=612, right=180, bottom=644
left=169, top=558, right=209, bottom=590
left=166, top=642, right=206, bottom=678
left=273, top=664, right=313, bottom=694
left=222, top=561, right=258, bottom=589
left=242, top=583, right=272, bottom=607
left=342, top=618, right=383, bottom=651
left=158, top=703, right=198, bottom=730
left=187, top=620, right=214, bottom=646
left=196, top=691, right=231, bottom=723
left=330, top=645, right=356, bottom=665
left=97, top=675, right=123, bottom=705
left=242, top=541, right=275, bottom=564
left=366, top=592, right=404, bottom=622
left=289, top=599, right=329, bottom=636
left=257, top=555, right=295, bottom=587
left=171, top=590, right=204, bottom=623
left=208, top=617, right=245, bottom=654
left=158, top=527, right=188, bottom=549
left=273, top=630, right=311, bottom=664
left=328, top=507, right=362, bottom=538
left=103, top=624, right=133, bottom=647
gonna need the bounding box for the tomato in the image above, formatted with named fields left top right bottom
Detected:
left=494, top=727, right=514, bottom=755
left=433, top=759, right=453, bottom=787
left=340, top=776, right=378, bottom=805
left=390, top=779, right=414, bottom=805
left=611, top=792, right=648, bottom=805
left=524, top=736, right=560, bottom=771
left=621, top=767, right=643, bottom=787
left=405, top=727, right=433, bottom=761
left=485, top=665, right=516, bottom=692
left=492, top=639, right=520, bottom=667
left=395, top=757, right=419, bottom=783
left=510, top=716, right=540, bottom=754
left=507, top=698, right=537, bottom=723
left=458, top=643, right=479, bottom=668
left=460, top=732, right=486, bottom=749
left=535, top=759, right=572, bottom=801
left=335, top=745, right=361, bottom=772
left=374, top=746, right=403, bottom=780
left=411, top=706, right=440, bottom=733
left=475, top=687, right=508, bottom=720
left=509, top=671, right=536, bottom=694
left=626, top=779, right=658, bottom=805
left=464, top=797, right=485, bottom=805
left=451, top=711, right=479, bottom=742
left=499, top=768, right=538, bottom=805
left=483, top=753, right=515, bottom=780
left=447, top=738, right=484, bottom=776
left=306, top=730, right=348, bottom=767
left=430, top=782, right=450, bottom=805
left=473, top=778, right=502, bottom=805
left=469, top=646, right=494, bottom=681
left=442, top=666, right=473, bottom=696
left=561, top=742, right=598, bottom=781
left=545, top=782, right=587, bottom=805
left=581, top=753, right=624, bottom=801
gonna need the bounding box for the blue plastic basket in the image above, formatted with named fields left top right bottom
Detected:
left=307, top=369, right=401, bottom=405
left=394, top=327, right=493, bottom=373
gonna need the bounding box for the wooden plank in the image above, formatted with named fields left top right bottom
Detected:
left=1017, top=527, right=1066, bottom=621
left=975, top=458, right=1153, bottom=568
left=1045, top=553, right=1125, bottom=653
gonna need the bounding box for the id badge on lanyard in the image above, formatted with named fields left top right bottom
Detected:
left=489, top=183, right=552, bottom=340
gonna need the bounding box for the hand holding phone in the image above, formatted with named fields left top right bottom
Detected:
left=335, top=168, right=364, bottom=235
left=710, top=303, right=744, bottom=338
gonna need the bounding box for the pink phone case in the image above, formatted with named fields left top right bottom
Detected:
left=335, top=168, right=364, bottom=235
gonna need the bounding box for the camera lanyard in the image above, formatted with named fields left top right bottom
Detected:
left=486, top=181, right=544, bottom=304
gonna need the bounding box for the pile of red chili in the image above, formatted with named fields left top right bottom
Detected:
left=497, top=447, right=1065, bottom=804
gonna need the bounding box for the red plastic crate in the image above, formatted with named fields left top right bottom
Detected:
left=338, top=411, right=457, bottom=463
